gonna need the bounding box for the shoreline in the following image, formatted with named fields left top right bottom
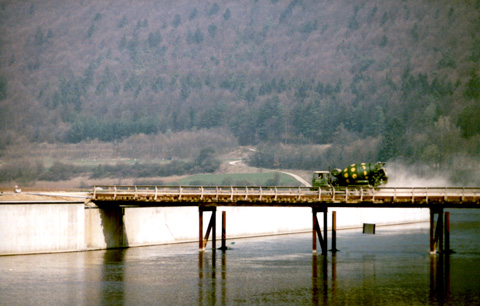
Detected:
left=0, top=195, right=430, bottom=256
left=0, top=219, right=430, bottom=257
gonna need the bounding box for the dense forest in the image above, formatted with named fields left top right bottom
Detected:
left=0, top=0, right=479, bottom=186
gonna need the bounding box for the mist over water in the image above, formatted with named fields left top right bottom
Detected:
left=1, top=210, right=479, bottom=305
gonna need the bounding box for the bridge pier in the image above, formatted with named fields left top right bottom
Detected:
left=430, top=208, right=453, bottom=254
left=330, top=211, right=338, bottom=253
left=199, top=206, right=217, bottom=251
left=312, top=207, right=328, bottom=255
left=220, top=211, right=227, bottom=251
left=445, top=212, right=451, bottom=254
left=430, top=207, right=443, bottom=254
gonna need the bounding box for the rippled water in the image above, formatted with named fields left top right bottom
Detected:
left=1, top=209, right=479, bottom=305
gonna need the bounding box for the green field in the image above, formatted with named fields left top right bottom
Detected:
left=170, top=172, right=301, bottom=187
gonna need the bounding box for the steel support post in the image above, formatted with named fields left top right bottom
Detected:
left=199, top=207, right=217, bottom=251
left=431, top=208, right=438, bottom=254
left=312, top=207, right=328, bottom=255
left=221, top=211, right=227, bottom=251
left=430, top=207, right=444, bottom=254
left=212, top=209, right=216, bottom=250
left=438, top=209, right=444, bottom=253
left=324, top=209, right=328, bottom=253
left=199, top=209, right=204, bottom=250
left=312, top=211, right=317, bottom=253
left=330, top=211, right=338, bottom=253
left=445, top=212, right=453, bottom=254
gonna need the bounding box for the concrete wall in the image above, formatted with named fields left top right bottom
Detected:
left=84, top=206, right=430, bottom=250
left=84, top=206, right=317, bottom=249
left=85, top=206, right=201, bottom=249
left=0, top=203, right=85, bottom=255
left=0, top=202, right=430, bottom=255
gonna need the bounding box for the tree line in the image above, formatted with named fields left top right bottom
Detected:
left=0, top=147, right=220, bottom=185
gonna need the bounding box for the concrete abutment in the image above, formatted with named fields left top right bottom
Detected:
left=0, top=201, right=429, bottom=256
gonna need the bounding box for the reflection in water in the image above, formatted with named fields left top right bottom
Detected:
left=331, top=254, right=337, bottom=304
left=102, top=248, right=127, bottom=303
left=198, top=251, right=220, bottom=306
left=221, top=251, right=227, bottom=306
left=430, top=254, right=451, bottom=304
left=191, top=220, right=472, bottom=305
left=1, top=212, right=479, bottom=305
left=199, top=251, right=337, bottom=305
left=195, top=248, right=460, bottom=306
left=198, top=251, right=229, bottom=306
left=311, top=254, right=329, bottom=305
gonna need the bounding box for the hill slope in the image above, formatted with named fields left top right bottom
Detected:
left=0, top=0, right=479, bottom=184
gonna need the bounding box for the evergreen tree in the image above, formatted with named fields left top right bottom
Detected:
left=209, top=3, right=220, bottom=16
left=378, top=118, right=404, bottom=161
left=223, top=8, right=231, bottom=20
left=0, top=76, right=7, bottom=101
left=118, top=15, right=128, bottom=28
left=34, top=27, right=44, bottom=45
left=458, top=103, right=480, bottom=138
left=464, top=70, right=480, bottom=100
left=208, top=24, right=217, bottom=38
left=189, top=8, right=198, bottom=20
left=172, top=14, right=181, bottom=28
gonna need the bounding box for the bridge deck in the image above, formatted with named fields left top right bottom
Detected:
left=92, top=186, right=480, bottom=208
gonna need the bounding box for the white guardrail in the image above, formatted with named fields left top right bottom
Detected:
left=92, top=186, right=480, bottom=204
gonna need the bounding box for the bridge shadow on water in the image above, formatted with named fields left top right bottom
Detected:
left=101, top=248, right=127, bottom=303
left=430, top=254, right=452, bottom=304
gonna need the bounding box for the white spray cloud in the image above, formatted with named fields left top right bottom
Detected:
left=384, top=161, right=451, bottom=187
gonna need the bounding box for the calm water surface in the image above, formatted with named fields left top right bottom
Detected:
left=1, top=209, right=479, bottom=305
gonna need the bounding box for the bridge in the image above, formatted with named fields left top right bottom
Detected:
left=92, top=185, right=480, bottom=254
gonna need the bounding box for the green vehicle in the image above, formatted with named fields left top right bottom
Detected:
left=312, top=162, right=388, bottom=188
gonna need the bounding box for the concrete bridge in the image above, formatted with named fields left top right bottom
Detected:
left=92, top=185, right=480, bottom=254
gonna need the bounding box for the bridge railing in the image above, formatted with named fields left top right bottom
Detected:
left=93, top=185, right=337, bottom=202
left=92, top=185, right=479, bottom=204
left=375, top=187, right=479, bottom=203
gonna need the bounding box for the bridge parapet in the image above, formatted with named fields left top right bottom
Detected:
left=91, top=185, right=480, bottom=207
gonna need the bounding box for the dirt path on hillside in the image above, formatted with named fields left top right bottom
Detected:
left=218, top=149, right=312, bottom=187
left=277, top=171, right=312, bottom=187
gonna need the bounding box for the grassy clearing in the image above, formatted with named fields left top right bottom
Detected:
left=170, top=172, right=301, bottom=186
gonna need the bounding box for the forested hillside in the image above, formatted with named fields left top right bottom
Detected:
left=0, top=0, right=479, bottom=185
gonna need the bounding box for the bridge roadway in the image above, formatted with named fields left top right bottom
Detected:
left=91, top=185, right=479, bottom=254
left=92, top=185, right=480, bottom=208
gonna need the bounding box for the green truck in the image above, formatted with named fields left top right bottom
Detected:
left=312, top=162, right=388, bottom=188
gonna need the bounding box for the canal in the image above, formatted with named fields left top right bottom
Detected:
left=1, top=209, right=479, bottom=305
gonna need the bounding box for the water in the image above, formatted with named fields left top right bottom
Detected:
left=1, top=209, right=479, bottom=305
